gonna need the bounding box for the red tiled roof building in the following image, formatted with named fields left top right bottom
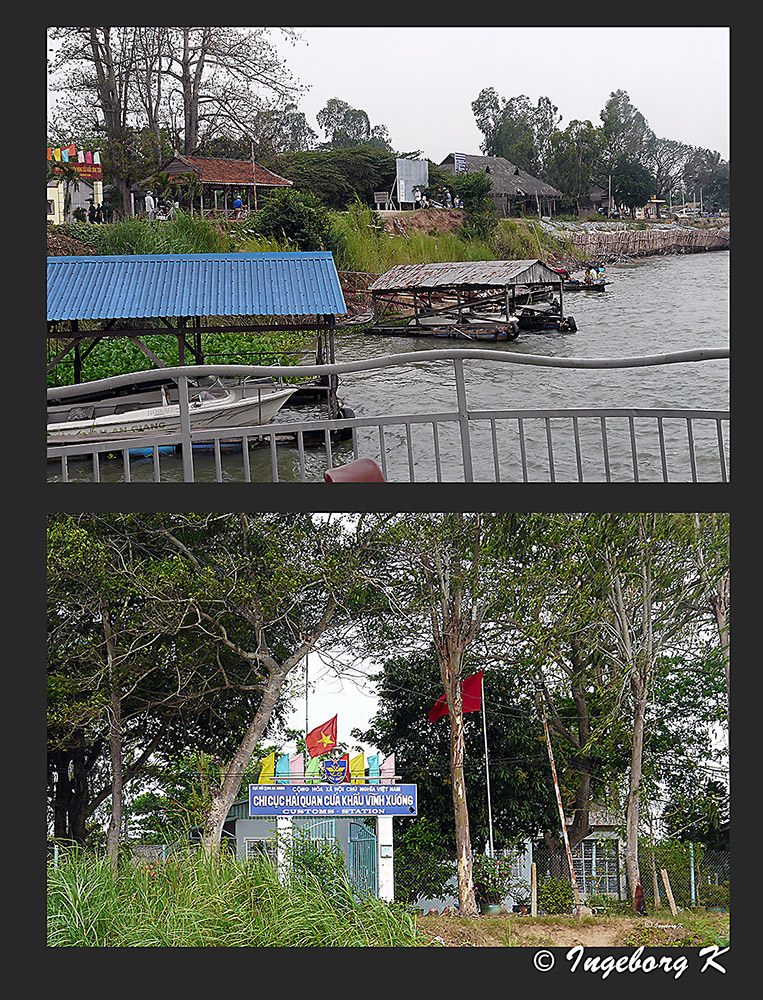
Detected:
left=146, top=154, right=293, bottom=216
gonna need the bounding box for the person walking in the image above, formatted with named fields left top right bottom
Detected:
left=144, top=190, right=155, bottom=220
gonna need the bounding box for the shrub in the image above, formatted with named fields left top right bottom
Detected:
left=250, top=188, right=345, bottom=256
left=394, top=817, right=455, bottom=904
left=537, top=876, right=574, bottom=914
left=472, top=854, right=515, bottom=905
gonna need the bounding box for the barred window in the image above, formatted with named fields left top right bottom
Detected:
left=572, top=839, right=620, bottom=898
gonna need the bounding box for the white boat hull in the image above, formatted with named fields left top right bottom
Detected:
left=47, top=384, right=298, bottom=445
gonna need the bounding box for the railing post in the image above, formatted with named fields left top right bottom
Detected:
left=453, top=357, right=474, bottom=482
left=178, top=375, right=194, bottom=482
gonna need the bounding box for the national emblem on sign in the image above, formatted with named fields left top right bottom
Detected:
left=323, top=757, right=348, bottom=783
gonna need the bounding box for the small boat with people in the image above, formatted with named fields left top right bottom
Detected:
left=551, top=265, right=609, bottom=291
left=47, top=375, right=297, bottom=446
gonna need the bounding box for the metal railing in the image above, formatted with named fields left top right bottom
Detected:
left=47, top=347, right=729, bottom=483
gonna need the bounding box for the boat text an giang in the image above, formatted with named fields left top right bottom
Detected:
left=47, top=375, right=297, bottom=446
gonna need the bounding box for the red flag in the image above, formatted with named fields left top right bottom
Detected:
left=305, top=715, right=338, bottom=757
left=428, top=671, right=483, bottom=723
left=338, top=753, right=350, bottom=781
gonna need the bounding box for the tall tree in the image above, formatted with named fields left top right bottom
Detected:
left=599, top=89, right=657, bottom=173
left=109, top=513, right=375, bottom=853
left=611, top=156, right=656, bottom=217
left=160, top=27, right=303, bottom=154
left=471, top=89, right=560, bottom=176
left=48, top=514, right=215, bottom=860
left=595, top=513, right=705, bottom=913
left=547, top=120, right=604, bottom=214
left=487, top=514, right=627, bottom=858
left=49, top=27, right=138, bottom=215
left=357, top=513, right=508, bottom=917
left=316, top=97, right=393, bottom=152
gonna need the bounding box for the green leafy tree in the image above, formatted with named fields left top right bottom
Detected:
left=471, top=90, right=560, bottom=176
left=250, top=187, right=345, bottom=253
left=275, top=147, right=396, bottom=210
left=355, top=513, right=521, bottom=918
left=94, top=513, right=379, bottom=854
left=662, top=779, right=729, bottom=851
left=316, top=98, right=394, bottom=152
left=599, top=89, right=657, bottom=173
left=611, top=156, right=656, bottom=217
left=546, top=120, right=604, bottom=215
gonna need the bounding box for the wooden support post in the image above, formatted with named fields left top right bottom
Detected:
left=72, top=319, right=81, bottom=383
left=660, top=869, right=678, bottom=916
left=531, top=862, right=537, bottom=916
left=178, top=318, right=186, bottom=366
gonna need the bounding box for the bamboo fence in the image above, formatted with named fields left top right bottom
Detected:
left=563, top=226, right=729, bottom=261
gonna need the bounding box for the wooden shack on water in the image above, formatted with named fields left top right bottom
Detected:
left=366, top=259, right=574, bottom=338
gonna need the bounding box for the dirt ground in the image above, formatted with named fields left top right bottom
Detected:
left=47, top=231, right=96, bottom=256
left=417, top=912, right=727, bottom=948
left=379, top=207, right=468, bottom=236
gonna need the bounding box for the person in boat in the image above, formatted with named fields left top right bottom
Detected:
left=585, top=266, right=597, bottom=285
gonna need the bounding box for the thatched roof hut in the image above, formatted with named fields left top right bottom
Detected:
left=440, top=153, right=562, bottom=217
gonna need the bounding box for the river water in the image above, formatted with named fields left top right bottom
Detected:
left=51, top=251, right=729, bottom=483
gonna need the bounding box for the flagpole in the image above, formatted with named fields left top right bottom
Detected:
left=481, top=672, right=495, bottom=858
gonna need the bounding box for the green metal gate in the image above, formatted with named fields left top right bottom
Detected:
left=350, top=821, right=378, bottom=898
left=304, top=818, right=336, bottom=843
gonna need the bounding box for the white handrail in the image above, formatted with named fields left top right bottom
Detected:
left=47, top=347, right=729, bottom=401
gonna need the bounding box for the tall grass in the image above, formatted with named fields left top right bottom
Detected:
left=47, top=847, right=424, bottom=947
left=330, top=203, right=495, bottom=273
left=99, top=211, right=235, bottom=255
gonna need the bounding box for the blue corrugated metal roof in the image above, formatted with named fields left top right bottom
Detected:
left=47, top=252, right=347, bottom=321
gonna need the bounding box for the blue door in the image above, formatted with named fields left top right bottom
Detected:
left=350, top=821, right=378, bottom=898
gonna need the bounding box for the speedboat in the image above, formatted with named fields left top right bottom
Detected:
left=47, top=376, right=298, bottom=445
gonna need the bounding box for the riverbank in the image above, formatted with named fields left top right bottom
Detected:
left=537, top=217, right=729, bottom=271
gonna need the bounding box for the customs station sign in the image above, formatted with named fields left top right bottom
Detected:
left=249, top=783, right=418, bottom=817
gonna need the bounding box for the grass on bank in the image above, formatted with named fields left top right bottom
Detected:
left=47, top=207, right=570, bottom=387
left=47, top=847, right=423, bottom=947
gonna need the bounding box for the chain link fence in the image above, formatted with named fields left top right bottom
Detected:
left=394, top=837, right=729, bottom=913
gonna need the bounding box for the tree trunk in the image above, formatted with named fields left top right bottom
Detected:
left=448, top=692, right=478, bottom=916
left=103, top=607, right=123, bottom=867
left=88, top=28, right=133, bottom=217
left=625, top=682, right=647, bottom=913
left=201, top=662, right=291, bottom=853
left=69, top=739, right=92, bottom=844
left=51, top=751, right=73, bottom=840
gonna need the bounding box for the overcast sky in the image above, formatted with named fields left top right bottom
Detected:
left=275, top=26, right=730, bottom=162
